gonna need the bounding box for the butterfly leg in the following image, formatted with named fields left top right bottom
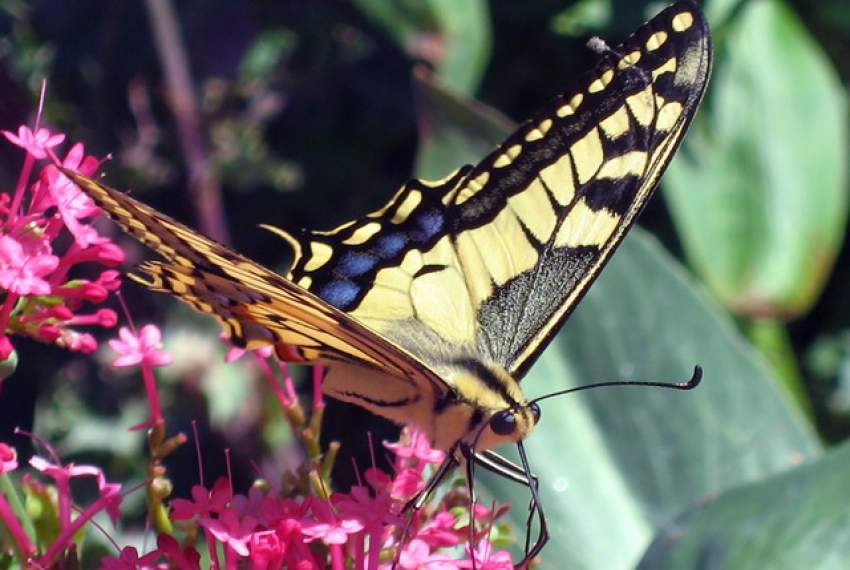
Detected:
left=392, top=445, right=461, bottom=569
left=459, top=442, right=480, bottom=570
left=403, top=444, right=460, bottom=513
left=472, top=449, right=545, bottom=564
left=515, top=441, right=548, bottom=568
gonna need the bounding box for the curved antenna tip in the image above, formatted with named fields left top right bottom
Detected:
left=686, top=365, right=703, bottom=389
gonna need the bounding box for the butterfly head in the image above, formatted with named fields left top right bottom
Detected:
left=450, top=359, right=542, bottom=451
left=489, top=402, right=541, bottom=437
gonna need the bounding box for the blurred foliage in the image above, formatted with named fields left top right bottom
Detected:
left=0, top=0, right=849, bottom=567
left=667, top=0, right=847, bottom=320
left=353, top=0, right=492, bottom=94
left=639, top=441, right=850, bottom=569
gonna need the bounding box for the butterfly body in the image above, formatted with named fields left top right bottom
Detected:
left=323, top=358, right=535, bottom=451
left=63, top=3, right=711, bottom=547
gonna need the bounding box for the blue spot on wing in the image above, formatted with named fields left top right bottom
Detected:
left=376, top=233, right=407, bottom=258
left=337, top=252, right=377, bottom=277
left=410, top=209, right=444, bottom=243
left=318, top=280, right=360, bottom=309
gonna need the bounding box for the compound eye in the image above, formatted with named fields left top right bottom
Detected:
left=490, top=410, right=517, bottom=436
left=529, top=402, right=541, bottom=424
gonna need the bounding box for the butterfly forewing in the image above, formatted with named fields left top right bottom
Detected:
left=455, top=3, right=712, bottom=377
left=275, top=2, right=711, bottom=380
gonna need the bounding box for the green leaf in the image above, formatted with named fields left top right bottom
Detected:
left=638, top=441, right=850, bottom=569
left=665, top=0, right=849, bottom=318
left=482, top=230, right=818, bottom=569
left=353, top=0, right=491, bottom=94
left=413, top=60, right=819, bottom=570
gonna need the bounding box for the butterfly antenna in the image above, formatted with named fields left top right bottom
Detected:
left=530, top=365, right=702, bottom=405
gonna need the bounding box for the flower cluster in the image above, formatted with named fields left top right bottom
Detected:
left=1, top=322, right=518, bottom=569
left=0, top=440, right=124, bottom=567
left=0, top=426, right=514, bottom=570
left=95, top=424, right=513, bottom=570
left=0, top=121, right=124, bottom=371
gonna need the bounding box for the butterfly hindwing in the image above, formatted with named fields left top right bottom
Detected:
left=61, top=169, right=450, bottom=397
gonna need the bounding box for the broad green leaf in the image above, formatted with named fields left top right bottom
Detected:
left=414, top=64, right=819, bottom=570
left=353, top=0, right=491, bottom=94
left=638, top=441, right=850, bottom=569
left=482, top=231, right=818, bottom=569
left=665, top=0, right=848, bottom=318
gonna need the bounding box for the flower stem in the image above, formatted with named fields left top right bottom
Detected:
left=204, top=527, right=221, bottom=570
left=141, top=363, right=164, bottom=426
left=40, top=490, right=117, bottom=565
left=0, top=473, right=35, bottom=545
left=0, top=486, right=36, bottom=560
left=330, top=543, right=344, bottom=570
left=5, top=153, right=34, bottom=229
left=0, top=292, right=20, bottom=334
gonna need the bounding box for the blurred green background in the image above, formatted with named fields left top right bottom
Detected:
left=1, top=0, right=849, bottom=567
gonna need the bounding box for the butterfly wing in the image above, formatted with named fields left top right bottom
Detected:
left=62, top=168, right=450, bottom=397
left=274, top=2, right=712, bottom=379
left=452, top=2, right=712, bottom=377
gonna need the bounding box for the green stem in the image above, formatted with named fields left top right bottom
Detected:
left=0, top=473, right=37, bottom=549
left=745, top=317, right=813, bottom=421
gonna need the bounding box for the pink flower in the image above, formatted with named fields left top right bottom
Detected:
left=0, top=443, right=17, bottom=472
left=156, top=534, right=201, bottom=570
left=300, top=498, right=364, bottom=545
left=388, top=539, right=458, bottom=570
left=99, top=545, right=162, bottom=570
left=250, top=530, right=285, bottom=567
left=2, top=126, right=65, bottom=159
left=416, top=511, right=460, bottom=549
left=109, top=324, right=173, bottom=368
left=171, top=477, right=233, bottom=520
left=0, top=335, right=13, bottom=359
left=232, top=484, right=267, bottom=518
left=221, top=332, right=274, bottom=363
left=257, top=495, right=305, bottom=527
left=42, top=148, right=102, bottom=247
left=333, top=485, right=402, bottom=531
left=200, top=509, right=257, bottom=556
left=364, top=466, right=392, bottom=493
left=30, top=455, right=124, bottom=524
left=66, top=331, right=98, bottom=353
left=457, top=540, right=513, bottom=570
left=0, top=235, right=59, bottom=295
left=97, top=269, right=123, bottom=290
left=390, top=467, right=424, bottom=501
left=385, top=429, right=445, bottom=466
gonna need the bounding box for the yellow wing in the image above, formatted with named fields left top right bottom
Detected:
left=270, top=2, right=712, bottom=379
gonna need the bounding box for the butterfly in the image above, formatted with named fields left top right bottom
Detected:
left=63, top=1, right=711, bottom=563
